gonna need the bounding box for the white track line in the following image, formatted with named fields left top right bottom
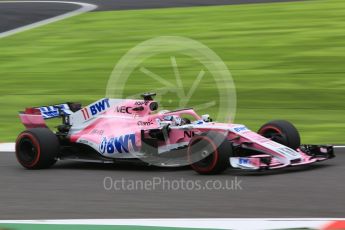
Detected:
left=0, top=1, right=97, bottom=39
left=0, top=143, right=15, bottom=152
left=0, top=218, right=345, bottom=230
left=0, top=218, right=343, bottom=230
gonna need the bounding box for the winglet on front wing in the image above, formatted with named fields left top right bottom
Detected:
left=230, top=155, right=284, bottom=170
left=230, top=145, right=334, bottom=171
left=299, top=145, right=335, bottom=159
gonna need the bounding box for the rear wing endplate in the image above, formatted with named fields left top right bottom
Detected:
left=19, top=103, right=81, bottom=129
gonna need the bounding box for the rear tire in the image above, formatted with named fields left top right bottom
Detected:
left=15, top=128, right=59, bottom=169
left=258, top=120, right=301, bottom=150
left=188, top=131, right=232, bottom=175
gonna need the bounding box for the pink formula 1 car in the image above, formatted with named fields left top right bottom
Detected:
left=15, top=93, right=334, bottom=174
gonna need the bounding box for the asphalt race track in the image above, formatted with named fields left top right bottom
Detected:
left=1, top=0, right=343, bottom=220
left=0, top=0, right=304, bottom=33
left=0, top=2, right=80, bottom=33
left=0, top=150, right=344, bottom=219
left=61, top=0, right=305, bottom=11
left=0, top=0, right=305, bottom=12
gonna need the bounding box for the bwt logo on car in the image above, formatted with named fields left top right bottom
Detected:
left=99, top=134, right=138, bottom=154
left=90, top=98, right=110, bottom=115
left=40, top=105, right=67, bottom=119
left=41, top=110, right=59, bottom=118
left=234, top=126, right=248, bottom=133
left=239, top=158, right=250, bottom=165
left=82, top=99, right=110, bottom=120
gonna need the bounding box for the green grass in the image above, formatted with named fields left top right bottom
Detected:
left=1, top=0, right=345, bottom=143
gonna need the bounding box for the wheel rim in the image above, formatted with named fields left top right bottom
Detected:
left=188, top=136, right=218, bottom=172
left=196, top=154, right=215, bottom=168
left=259, top=126, right=287, bottom=146
left=16, top=134, right=40, bottom=167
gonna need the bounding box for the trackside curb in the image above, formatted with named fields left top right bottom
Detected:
left=0, top=218, right=345, bottom=230
left=0, top=143, right=15, bottom=152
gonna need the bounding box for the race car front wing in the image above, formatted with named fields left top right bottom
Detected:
left=230, top=145, right=334, bottom=170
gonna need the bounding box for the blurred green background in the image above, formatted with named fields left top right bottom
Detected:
left=0, top=0, right=345, bottom=143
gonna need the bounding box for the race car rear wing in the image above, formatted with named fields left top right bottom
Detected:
left=19, top=103, right=81, bottom=128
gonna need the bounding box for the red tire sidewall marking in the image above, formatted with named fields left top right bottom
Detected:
left=188, top=135, right=219, bottom=173
left=259, top=125, right=283, bottom=136
left=15, top=132, right=41, bottom=168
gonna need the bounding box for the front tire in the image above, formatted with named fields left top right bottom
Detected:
left=258, top=120, right=301, bottom=150
left=188, top=131, right=232, bottom=175
left=15, top=128, right=59, bottom=169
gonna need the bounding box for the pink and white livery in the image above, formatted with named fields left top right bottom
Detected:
left=15, top=93, right=334, bottom=174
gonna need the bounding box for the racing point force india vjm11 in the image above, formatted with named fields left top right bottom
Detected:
left=15, top=93, right=334, bottom=174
